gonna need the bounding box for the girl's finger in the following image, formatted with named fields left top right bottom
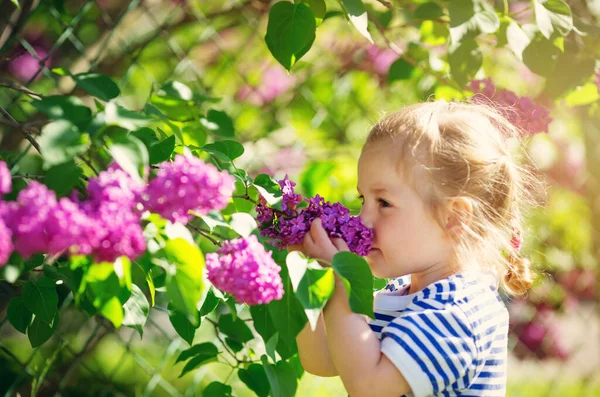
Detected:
left=332, top=238, right=349, bottom=252
left=311, top=218, right=333, bottom=248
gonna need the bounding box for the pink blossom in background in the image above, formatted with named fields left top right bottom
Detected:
left=0, top=220, right=13, bottom=266
left=0, top=161, right=11, bottom=195
left=595, top=68, right=600, bottom=94
left=8, top=46, right=52, bottom=83
left=257, top=147, right=307, bottom=177
left=206, top=235, right=284, bottom=305
left=87, top=163, right=145, bottom=209
left=365, top=45, right=399, bottom=76
left=469, top=78, right=552, bottom=135
left=509, top=2, right=534, bottom=24
left=237, top=65, right=296, bottom=106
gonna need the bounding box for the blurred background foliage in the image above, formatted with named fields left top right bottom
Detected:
left=1, top=0, right=600, bottom=395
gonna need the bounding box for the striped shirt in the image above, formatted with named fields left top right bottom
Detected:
left=369, top=272, right=508, bottom=397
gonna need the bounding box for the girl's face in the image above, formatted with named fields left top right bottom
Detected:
left=357, top=140, right=453, bottom=279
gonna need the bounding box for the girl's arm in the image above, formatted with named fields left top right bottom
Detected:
left=295, top=311, right=338, bottom=377
left=300, top=219, right=411, bottom=397
left=323, top=277, right=411, bottom=397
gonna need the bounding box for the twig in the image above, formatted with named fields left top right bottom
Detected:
left=187, top=224, right=222, bottom=246
left=0, top=107, right=43, bottom=154
left=12, top=173, right=44, bottom=179
left=375, top=0, right=393, bottom=9
left=232, top=194, right=258, bottom=205
left=0, top=78, right=44, bottom=98
left=366, top=11, right=461, bottom=91
left=77, top=154, right=99, bottom=176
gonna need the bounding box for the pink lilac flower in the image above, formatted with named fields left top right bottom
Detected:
left=0, top=161, right=11, bottom=195
left=595, top=68, right=600, bottom=94
left=237, top=65, right=296, bottom=106
left=469, top=78, right=552, bottom=135
left=365, top=45, right=399, bottom=76
left=87, top=163, right=145, bottom=208
left=0, top=219, right=13, bottom=266
left=7, top=182, right=58, bottom=257
left=256, top=176, right=373, bottom=256
left=83, top=201, right=146, bottom=263
left=44, top=197, right=98, bottom=256
left=144, top=153, right=235, bottom=224
left=206, top=235, right=284, bottom=305
left=8, top=46, right=52, bottom=83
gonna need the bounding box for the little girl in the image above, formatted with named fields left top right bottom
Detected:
left=294, top=100, right=543, bottom=397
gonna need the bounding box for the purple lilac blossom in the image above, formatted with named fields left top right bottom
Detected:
left=144, top=153, right=235, bottom=224
left=469, top=79, right=552, bottom=135
left=0, top=161, right=11, bottom=195
left=256, top=176, right=373, bottom=256
left=206, top=235, right=284, bottom=305
left=8, top=46, right=52, bottom=83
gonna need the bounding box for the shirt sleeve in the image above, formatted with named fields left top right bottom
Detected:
left=380, top=306, right=478, bottom=397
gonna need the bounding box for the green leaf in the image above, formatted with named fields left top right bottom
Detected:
left=149, top=135, right=175, bottom=165
left=165, top=238, right=205, bottom=327
left=218, top=313, right=254, bottom=343
left=534, top=0, right=572, bottom=39
left=261, top=355, right=298, bottom=397
left=266, top=261, right=306, bottom=356
left=238, top=364, right=271, bottom=397
left=250, top=305, right=297, bottom=360
left=296, top=268, right=335, bottom=309
left=122, top=284, right=149, bottom=338
left=200, top=110, right=235, bottom=137
left=448, top=38, right=482, bottom=87
left=99, top=296, right=124, bottom=328
left=22, top=277, right=59, bottom=324
left=331, top=252, right=374, bottom=318
left=43, top=264, right=81, bottom=295
left=201, top=140, right=244, bottom=162
left=229, top=212, right=258, bottom=237
left=543, top=51, right=596, bottom=99
left=388, top=59, right=415, bottom=83
left=177, top=343, right=219, bottom=377
left=265, top=332, right=279, bottom=363
left=302, top=0, right=326, bottom=23
left=253, top=174, right=283, bottom=209
left=104, top=102, right=152, bottom=130
left=7, top=297, right=32, bottom=334
left=176, top=342, right=218, bottom=363
left=73, top=72, right=120, bottom=101
left=44, top=160, right=82, bottom=196
left=522, top=35, right=561, bottom=76
left=38, top=120, right=89, bottom=169
left=449, top=0, right=499, bottom=43
left=199, top=289, right=220, bottom=316
left=10, top=0, right=19, bottom=9
left=414, top=2, right=444, bottom=20
left=506, top=21, right=532, bottom=61
left=203, top=382, right=233, bottom=397
left=28, top=312, right=59, bottom=348
left=265, top=2, right=317, bottom=71
left=168, top=303, right=198, bottom=346
left=109, top=133, right=149, bottom=184
left=564, top=82, right=600, bottom=107
left=342, top=0, right=373, bottom=44
left=32, top=96, right=92, bottom=126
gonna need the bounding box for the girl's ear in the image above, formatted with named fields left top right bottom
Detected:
left=443, top=197, right=473, bottom=238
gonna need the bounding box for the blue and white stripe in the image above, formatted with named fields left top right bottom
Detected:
left=369, top=273, right=508, bottom=397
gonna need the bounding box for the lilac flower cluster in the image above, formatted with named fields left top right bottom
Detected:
left=469, top=79, right=552, bottom=135
left=144, top=153, right=235, bottom=224
left=0, top=162, right=13, bottom=266
left=0, top=154, right=235, bottom=265
left=256, top=176, right=373, bottom=256
left=206, top=235, right=284, bottom=305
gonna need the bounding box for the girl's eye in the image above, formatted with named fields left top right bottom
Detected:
left=378, top=199, right=391, bottom=208
left=357, top=194, right=365, bottom=205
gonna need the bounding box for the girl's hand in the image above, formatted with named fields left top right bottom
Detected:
left=291, top=218, right=349, bottom=265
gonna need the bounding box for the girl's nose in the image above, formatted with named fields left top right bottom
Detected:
left=359, top=209, right=374, bottom=229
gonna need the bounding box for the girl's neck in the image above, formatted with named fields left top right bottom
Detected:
left=408, top=262, right=458, bottom=294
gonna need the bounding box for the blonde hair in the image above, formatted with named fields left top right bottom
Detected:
left=365, top=100, right=546, bottom=295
